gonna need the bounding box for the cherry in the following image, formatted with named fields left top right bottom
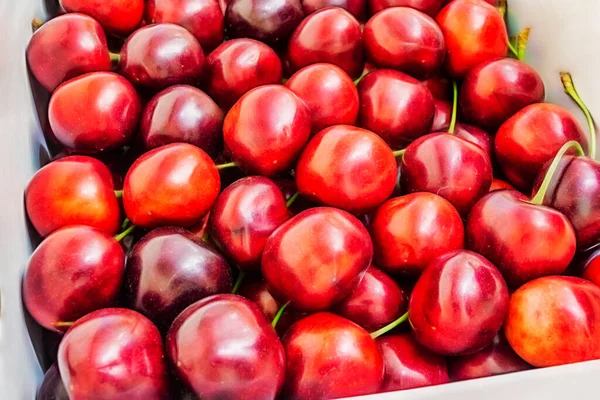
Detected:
left=431, top=100, right=451, bottom=131
left=448, top=333, right=531, bottom=381
left=363, top=7, right=445, bottom=79
left=261, top=207, right=373, bottom=311
left=466, top=190, right=576, bottom=287
left=205, top=38, right=283, bottom=110
left=302, top=0, right=366, bottom=20
left=495, top=103, right=587, bottom=190
left=295, top=125, right=397, bottom=214
left=58, top=308, right=169, bottom=400
left=37, top=363, right=68, bottom=400
left=48, top=72, right=141, bottom=153
left=124, top=227, right=232, bottom=332
left=460, top=58, right=545, bottom=130
left=60, top=0, right=144, bottom=36
left=25, top=156, right=120, bottom=236
left=490, top=177, right=516, bottom=191
left=370, top=192, right=464, bottom=275
left=140, top=85, right=224, bottom=158
left=123, top=143, right=220, bottom=228
left=334, top=265, right=407, bottom=330
left=358, top=69, right=435, bottom=148
left=282, top=312, right=384, bottom=399
left=145, top=0, right=224, bottom=52
left=223, top=85, right=311, bottom=176
left=582, top=247, right=600, bottom=287
left=377, top=334, right=449, bottom=392
left=454, top=123, right=493, bottom=159
left=505, top=276, right=600, bottom=367
left=167, top=294, right=285, bottom=399
left=287, top=7, right=364, bottom=78
left=225, top=0, right=304, bottom=46
left=422, top=74, right=451, bottom=100
left=286, top=63, right=359, bottom=133
left=368, top=0, right=444, bottom=16
left=409, top=250, right=509, bottom=355
left=436, top=0, right=508, bottom=77
left=209, top=176, right=290, bottom=271
left=119, top=24, right=205, bottom=90
left=401, top=132, right=493, bottom=216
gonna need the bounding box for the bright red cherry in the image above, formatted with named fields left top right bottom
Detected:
left=60, top=0, right=144, bottom=36
left=302, top=0, right=366, bottom=20
left=582, top=248, right=600, bottom=287
left=454, top=123, right=493, bottom=159
left=431, top=100, right=451, bottom=131
left=490, top=177, right=516, bottom=191
left=368, top=0, right=443, bottom=16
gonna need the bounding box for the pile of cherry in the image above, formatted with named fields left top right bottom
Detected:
left=25, top=0, right=600, bottom=399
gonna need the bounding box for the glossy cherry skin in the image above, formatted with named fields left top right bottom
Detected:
left=287, top=7, right=364, bottom=78
left=140, top=85, right=224, bottom=158
left=490, top=178, right=516, bottom=191
left=25, top=156, right=120, bottom=236
left=167, top=295, right=285, bottom=400
left=123, top=143, right=220, bottom=228
left=448, top=333, right=531, bottom=381
left=283, top=312, right=384, bottom=399
left=532, top=156, right=600, bottom=251
left=262, top=207, right=373, bottom=311
left=436, top=0, right=507, bottom=77
left=334, top=265, right=407, bottom=330
left=422, top=74, right=451, bottom=100
left=302, top=0, right=366, bottom=20
left=454, top=123, right=493, bottom=159
left=368, top=0, right=443, bottom=16
left=286, top=63, right=359, bottom=133
left=431, top=100, right=451, bottom=131
left=146, top=0, right=224, bottom=51
left=296, top=125, right=397, bottom=214
left=223, top=85, right=311, bottom=176
left=466, top=190, right=576, bottom=288
left=364, top=7, right=445, bottom=79
left=371, top=193, right=464, bottom=275
left=37, top=363, right=69, bottom=400
left=48, top=72, right=141, bottom=153
left=401, top=132, right=493, bottom=216
left=409, top=250, right=508, bottom=355
left=124, top=227, right=232, bottom=332
left=505, top=276, right=600, bottom=367
left=27, top=14, right=111, bottom=92
left=119, top=23, right=205, bottom=90
left=58, top=308, right=169, bottom=400
left=495, top=103, right=588, bottom=191
left=378, top=334, right=449, bottom=392
left=209, top=176, right=290, bottom=270
left=205, top=39, right=283, bottom=110
left=225, top=0, right=304, bottom=46
left=358, top=69, right=435, bottom=148
left=61, top=0, right=144, bottom=36
left=24, top=226, right=125, bottom=333
left=460, top=58, right=545, bottom=131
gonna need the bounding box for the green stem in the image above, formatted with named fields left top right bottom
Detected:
left=282, top=78, right=289, bottom=84
left=120, top=217, right=130, bottom=230
left=530, top=140, right=584, bottom=205
left=271, top=301, right=290, bottom=328
left=110, top=52, right=121, bottom=63
left=114, top=190, right=123, bottom=198
left=561, top=72, right=596, bottom=159
left=370, top=311, right=409, bottom=339
left=392, top=149, right=405, bottom=158
left=54, top=321, right=74, bottom=329
left=114, top=225, right=136, bottom=242
left=201, top=232, right=209, bottom=242
left=448, top=81, right=458, bottom=134
left=216, top=162, right=237, bottom=170
left=517, top=28, right=531, bottom=61
left=286, top=192, right=300, bottom=208
left=231, top=270, right=245, bottom=294
left=507, top=40, right=519, bottom=58
left=32, top=18, right=44, bottom=32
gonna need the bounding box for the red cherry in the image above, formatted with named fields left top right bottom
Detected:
left=302, top=0, right=366, bottom=20
left=205, top=39, right=283, bottom=110
left=358, top=69, right=435, bottom=148
left=370, top=192, right=464, bottom=275
left=296, top=125, right=397, bottom=214
left=25, top=156, right=120, bottom=236
left=582, top=248, right=600, bottom=287
left=505, top=276, right=600, bottom=367
left=364, top=7, right=445, bottom=79
left=431, top=100, right=451, bottom=131
left=261, top=207, right=373, bottom=311
left=48, top=72, right=141, bottom=153
left=489, top=177, right=516, bottom=192
left=123, top=143, right=220, bottom=228
left=409, top=250, right=509, bottom=355
left=288, top=7, right=364, bottom=78
left=466, top=190, right=576, bottom=287
left=286, top=63, right=359, bottom=133
left=167, top=295, right=285, bottom=399
left=58, top=308, right=169, bottom=400
left=436, top=0, right=508, bottom=77
left=223, top=85, right=311, bottom=176
left=454, top=123, right=493, bottom=159
left=422, top=74, right=451, bottom=100
left=282, top=312, right=384, bottom=399
left=368, top=0, right=444, bottom=16
left=60, top=0, right=144, bottom=36
left=209, top=176, right=290, bottom=271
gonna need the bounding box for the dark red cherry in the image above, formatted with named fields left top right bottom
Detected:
left=302, top=0, right=366, bottom=20
left=431, top=100, right=451, bottom=131
left=37, top=363, right=69, bottom=400
left=61, top=0, right=144, bottom=36
left=368, top=0, right=443, bottom=16
left=454, top=123, right=493, bottom=159
left=422, top=74, right=451, bottom=100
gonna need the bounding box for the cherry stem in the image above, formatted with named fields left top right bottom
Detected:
left=392, top=149, right=405, bottom=158
left=216, top=162, right=237, bottom=170
left=448, top=81, right=458, bottom=134
left=201, top=232, right=209, bottom=242
left=561, top=72, right=596, bottom=159
left=353, top=70, right=368, bottom=86
left=55, top=321, right=74, bottom=328
left=120, top=217, right=130, bottom=230
left=281, top=78, right=289, bottom=84
left=286, top=192, right=300, bottom=208
left=114, top=224, right=136, bottom=242
left=370, top=311, right=409, bottom=339
left=507, top=40, right=519, bottom=58
left=231, top=270, right=245, bottom=294
left=517, top=28, right=531, bottom=61
left=31, top=18, right=43, bottom=32
left=497, top=0, right=507, bottom=19
left=109, top=52, right=121, bottom=63
left=271, top=301, right=290, bottom=328
left=114, top=190, right=123, bottom=198
left=530, top=140, right=584, bottom=205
